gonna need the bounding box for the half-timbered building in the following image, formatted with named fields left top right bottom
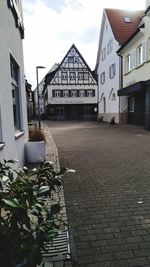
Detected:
left=43, top=44, right=98, bottom=120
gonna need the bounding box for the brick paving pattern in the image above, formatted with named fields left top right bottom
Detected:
left=39, top=122, right=72, bottom=267
left=47, top=121, right=150, bottom=267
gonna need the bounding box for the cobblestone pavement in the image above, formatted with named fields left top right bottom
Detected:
left=45, top=120, right=150, bottom=267
left=39, top=122, right=72, bottom=267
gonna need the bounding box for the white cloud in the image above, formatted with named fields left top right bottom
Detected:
left=22, top=0, right=145, bottom=89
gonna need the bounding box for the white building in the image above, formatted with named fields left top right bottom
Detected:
left=117, top=3, right=150, bottom=129
left=43, top=44, right=98, bottom=120
left=95, top=9, right=143, bottom=124
left=0, top=1, right=28, bottom=165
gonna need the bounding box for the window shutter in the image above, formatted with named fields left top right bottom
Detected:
left=85, top=90, right=87, bottom=97
left=93, top=90, right=95, bottom=97
left=123, top=58, right=126, bottom=75
left=52, top=90, right=55, bottom=97
left=146, top=38, right=150, bottom=61
left=142, top=40, right=146, bottom=62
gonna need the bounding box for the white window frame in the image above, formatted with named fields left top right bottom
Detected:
left=54, top=90, right=60, bottom=97
left=87, top=90, right=93, bottom=97
left=78, top=72, right=84, bottom=80
left=79, top=90, right=85, bottom=97
left=61, top=71, right=67, bottom=80
left=137, top=44, right=143, bottom=65
left=126, top=54, right=132, bottom=72
left=70, top=71, right=76, bottom=80
left=71, top=90, right=77, bottom=97
left=63, top=90, right=69, bottom=97
left=10, top=55, right=21, bottom=132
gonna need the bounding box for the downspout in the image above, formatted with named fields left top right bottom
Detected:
left=118, top=53, right=123, bottom=124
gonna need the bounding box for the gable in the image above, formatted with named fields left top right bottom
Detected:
left=46, top=44, right=97, bottom=86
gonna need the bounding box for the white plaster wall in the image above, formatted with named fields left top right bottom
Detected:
left=0, top=2, right=28, bottom=165
left=121, top=16, right=150, bottom=87
left=47, top=84, right=98, bottom=105
left=97, top=14, right=120, bottom=123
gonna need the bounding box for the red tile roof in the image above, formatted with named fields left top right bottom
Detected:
left=105, top=9, right=144, bottom=45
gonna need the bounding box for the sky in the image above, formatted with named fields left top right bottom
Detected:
left=22, top=0, right=146, bottom=89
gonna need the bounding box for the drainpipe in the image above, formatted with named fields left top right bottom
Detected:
left=118, top=53, right=123, bottom=124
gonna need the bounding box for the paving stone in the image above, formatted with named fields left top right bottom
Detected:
left=46, top=121, right=150, bottom=267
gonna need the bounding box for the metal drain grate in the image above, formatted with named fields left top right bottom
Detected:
left=41, top=229, right=71, bottom=264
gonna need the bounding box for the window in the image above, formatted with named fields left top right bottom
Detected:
left=102, top=47, right=106, bottom=61
left=138, top=44, right=143, bottom=65
left=78, top=72, right=84, bottom=80
left=52, top=90, right=60, bottom=97
left=126, top=54, right=131, bottom=72
left=63, top=90, right=69, bottom=97
left=68, top=56, right=74, bottom=63
left=100, top=72, right=105, bottom=84
left=74, top=56, right=79, bottom=63
left=128, top=97, right=134, bottom=112
left=61, top=71, right=67, bottom=80
left=79, top=90, right=85, bottom=97
left=107, top=39, right=113, bottom=55
left=109, top=64, right=116, bottom=78
left=124, top=17, right=131, bottom=23
left=10, top=56, right=21, bottom=131
left=112, top=93, right=116, bottom=100
left=84, top=72, right=89, bottom=80
left=70, top=72, right=76, bottom=80
left=137, top=41, right=146, bottom=66
left=71, top=90, right=77, bottom=97
left=87, top=90, right=94, bottom=97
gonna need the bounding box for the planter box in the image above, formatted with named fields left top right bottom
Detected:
left=25, top=141, right=46, bottom=163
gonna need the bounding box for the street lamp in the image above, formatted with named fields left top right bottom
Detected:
left=36, top=66, right=45, bottom=128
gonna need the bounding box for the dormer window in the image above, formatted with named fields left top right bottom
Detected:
left=124, top=17, right=131, bottom=23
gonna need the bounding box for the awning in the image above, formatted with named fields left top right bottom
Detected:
left=118, top=81, right=146, bottom=96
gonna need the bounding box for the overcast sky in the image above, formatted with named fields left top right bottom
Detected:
left=22, top=0, right=146, bottom=89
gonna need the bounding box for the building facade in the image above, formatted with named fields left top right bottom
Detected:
left=43, top=44, right=98, bottom=120
left=118, top=4, right=150, bottom=129
left=96, top=9, right=143, bottom=124
left=0, top=1, right=28, bottom=165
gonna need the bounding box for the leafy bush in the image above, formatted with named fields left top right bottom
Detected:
left=0, top=160, right=67, bottom=267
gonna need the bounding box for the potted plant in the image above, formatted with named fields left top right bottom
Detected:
left=0, top=159, right=67, bottom=267
left=25, top=127, right=46, bottom=163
